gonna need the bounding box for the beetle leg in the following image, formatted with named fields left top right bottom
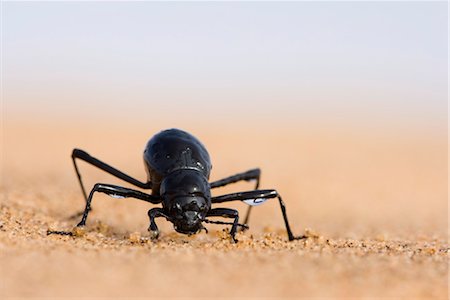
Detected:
left=209, top=168, right=261, bottom=230
left=206, top=208, right=240, bottom=243
left=211, top=189, right=306, bottom=241
left=76, top=183, right=161, bottom=227
left=210, top=168, right=261, bottom=189
left=72, top=149, right=152, bottom=203
left=147, top=208, right=169, bottom=240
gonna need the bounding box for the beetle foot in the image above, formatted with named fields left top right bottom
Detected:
left=289, top=235, right=307, bottom=241
left=230, top=234, right=238, bottom=243
left=200, top=224, right=208, bottom=234
left=148, top=228, right=160, bottom=240
left=238, top=224, right=249, bottom=232
left=47, top=229, right=73, bottom=236
left=76, top=221, right=86, bottom=227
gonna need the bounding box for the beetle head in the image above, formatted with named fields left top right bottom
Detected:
left=169, top=196, right=208, bottom=234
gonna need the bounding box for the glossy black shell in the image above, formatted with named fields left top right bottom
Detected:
left=143, top=129, right=212, bottom=196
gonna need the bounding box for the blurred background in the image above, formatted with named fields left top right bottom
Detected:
left=2, top=1, right=447, bottom=237
left=1, top=2, right=448, bottom=298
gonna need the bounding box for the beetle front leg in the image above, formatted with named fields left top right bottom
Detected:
left=207, top=208, right=240, bottom=243
left=147, top=208, right=168, bottom=240
left=76, top=183, right=160, bottom=227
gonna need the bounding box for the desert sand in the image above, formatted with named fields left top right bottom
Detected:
left=1, top=120, right=448, bottom=299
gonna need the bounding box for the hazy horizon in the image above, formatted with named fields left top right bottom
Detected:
left=3, top=1, right=448, bottom=133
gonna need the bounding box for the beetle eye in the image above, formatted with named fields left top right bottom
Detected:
left=172, top=203, right=182, bottom=212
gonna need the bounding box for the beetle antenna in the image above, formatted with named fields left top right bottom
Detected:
left=203, top=219, right=249, bottom=229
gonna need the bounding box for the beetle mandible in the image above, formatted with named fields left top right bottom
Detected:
left=57, top=129, right=305, bottom=242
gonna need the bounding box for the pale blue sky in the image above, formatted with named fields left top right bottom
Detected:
left=3, top=1, right=448, bottom=130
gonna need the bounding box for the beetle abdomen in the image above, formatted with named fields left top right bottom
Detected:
left=143, top=129, right=212, bottom=195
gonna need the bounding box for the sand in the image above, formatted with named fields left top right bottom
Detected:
left=1, top=121, right=448, bottom=299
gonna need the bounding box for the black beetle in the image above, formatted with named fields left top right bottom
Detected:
left=53, top=129, right=305, bottom=242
